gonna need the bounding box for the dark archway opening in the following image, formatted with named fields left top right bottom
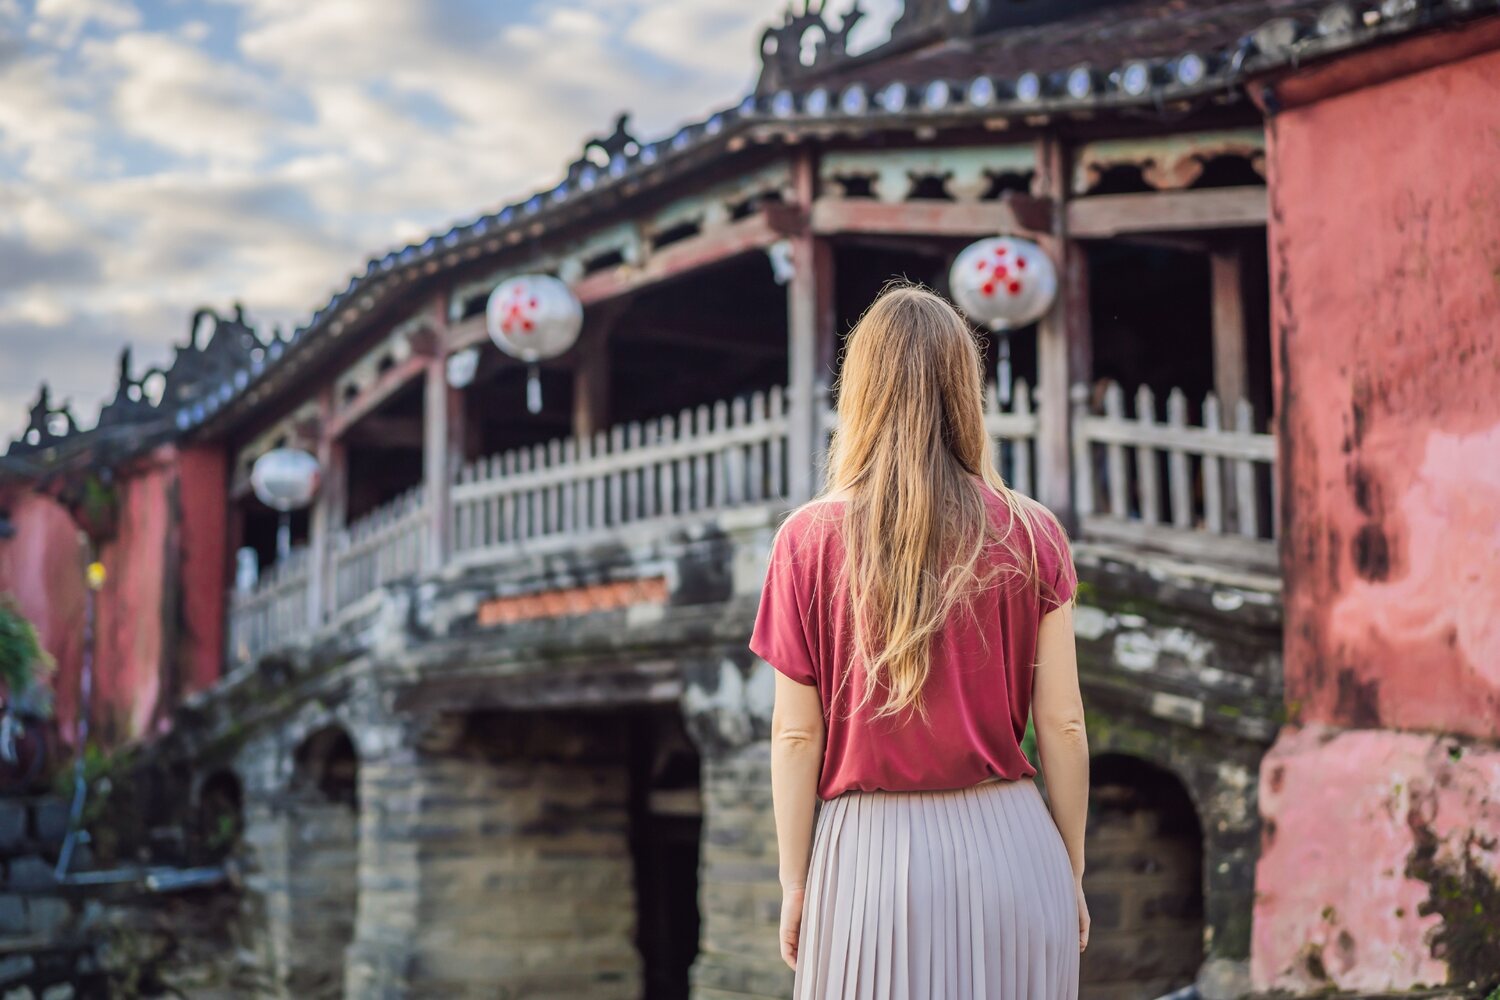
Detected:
left=626, top=707, right=703, bottom=1000
left=1082, top=753, right=1206, bottom=999
left=197, top=770, right=244, bottom=862
left=456, top=705, right=703, bottom=999
left=284, top=725, right=360, bottom=999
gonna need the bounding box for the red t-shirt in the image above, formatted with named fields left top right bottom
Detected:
left=749, top=490, right=1076, bottom=800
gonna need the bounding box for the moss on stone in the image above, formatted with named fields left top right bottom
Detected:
left=1404, top=814, right=1500, bottom=988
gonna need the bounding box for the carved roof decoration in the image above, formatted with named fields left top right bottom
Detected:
left=6, top=0, right=1496, bottom=472
left=3, top=305, right=293, bottom=477
left=756, top=1, right=866, bottom=95
left=7, top=384, right=77, bottom=457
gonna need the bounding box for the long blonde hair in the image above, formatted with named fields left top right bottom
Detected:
left=816, top=283, right=1065, bottom=721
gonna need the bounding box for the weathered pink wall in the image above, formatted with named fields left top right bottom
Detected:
left=0, top=490, right=88, bottom=733
left=1271, top=44, right=1500, bottom=737
left=0, top=444, right=228, bottom=749
left=176, top=447, right=227, bottom=696
left=1255, top=37, right=1500, bottom=990
left=1256, top=727, right=1499, bottom=991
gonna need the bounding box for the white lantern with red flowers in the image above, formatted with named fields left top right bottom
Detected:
left=949, top=236, right=1058, bottom=405
left=485, top=274, right=584, bottom=414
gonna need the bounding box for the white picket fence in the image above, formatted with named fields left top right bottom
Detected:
left=819, top=380, right=1038, bottom=495
left=229, top=546, right=311, bottom=666
left=450, top=386, right=789, bottom=562
left=331, top=486, right=428, bottom=611
left=1072, top=380, right=1278, bottom=566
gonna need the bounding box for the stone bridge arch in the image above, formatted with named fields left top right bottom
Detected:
left=1082, top=702, right=1267, bottom=998
left=1082, top=752, right=1207, bottom=998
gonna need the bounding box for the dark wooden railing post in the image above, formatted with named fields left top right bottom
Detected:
left=1033, top=136, right=1091, bottom=528
left=786, top=149, right=835, bottom=504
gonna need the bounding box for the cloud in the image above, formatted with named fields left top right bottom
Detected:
left=0, top=235, right=100, bottom=292
left=1, top=0, right=884, bottom=435
left=0, top=52, right=99, bottom=180
left=83, top=31, right=283, bottom=165
left=30, top=0, right=141, bottom=47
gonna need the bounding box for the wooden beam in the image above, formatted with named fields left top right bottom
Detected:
left=622, top=326, right=785, bottom=360
left=810, top=192, right=1053, bottom=240
left=1067, top=187, right=1267, bottom=238
left=325, top=352, right=427, bottom=440
left=341, top=416, right=425, bottom=449
left=448, top=313, right=487, bottom=354
left=572, top=210, right=784, bottom=306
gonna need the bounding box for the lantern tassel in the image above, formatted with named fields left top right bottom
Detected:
left=526, top=364, right=542, bottom=414
left=996, top=333, right=1013, bottom=408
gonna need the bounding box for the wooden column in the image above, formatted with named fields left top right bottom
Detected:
left=1211, top=245, right=1249, bottom=416
left=573, top=301, right=626, bottom=439
left=307, top=386, right=341, bottom=625
left=423, top=299, right=459, bottom=571
left=786, top=150, right=835, bottom=504
left=1211, top=244, right=1251, bottom=534
left=1033, top=136, right=1091, bottom=526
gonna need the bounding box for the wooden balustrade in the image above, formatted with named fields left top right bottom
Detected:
left=820, top=380, right=1038, bottom=495
left=331, top=486, right=428, bottom=612
left=1071, top=380, right=1278, bottom=567
left=228, top=546, right=311, bottom=667
left=226, top=377, right=1281, bottom=664
left=450, top=386, right=789, bottom=563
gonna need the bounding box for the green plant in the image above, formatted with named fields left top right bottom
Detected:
left=0, top=595, right=53, bottom=696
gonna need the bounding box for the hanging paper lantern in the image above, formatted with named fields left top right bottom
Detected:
left=949, top=236, right=1059, bottom=405
left=950, top=236, right=1058, bottom=332
left=250, top=448, right=321, bottom=512
left=485, top=274, right=583, bottom=414
left=251, top=447, right=321, bottom=559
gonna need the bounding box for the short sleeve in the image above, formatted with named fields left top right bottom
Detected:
left=749, top=522, right=819, bottom=686
left=1035, top=510, right=1078, bottom=616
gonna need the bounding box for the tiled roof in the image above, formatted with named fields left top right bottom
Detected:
left=8, top=0, right=1497, bottom=465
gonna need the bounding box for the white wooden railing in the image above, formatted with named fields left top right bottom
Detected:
left=331, top=487, right=428, bottom=611
left=819, top=380, right=1038, bottom=495
left=1072, top=380, right=1278, bottom=567
left=229, top=546, right=311, bottom=666
left=225, top=376, right=1282, bottom=663
left=450, top=386, right=789, bottom=562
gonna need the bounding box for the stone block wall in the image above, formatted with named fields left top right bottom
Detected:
left=691, top=744, right=792, bottom=1000
left=346, top=714, right=641, bottom=999
left=241, top=793, right=358, bottom=999
left=0, top=796, right=103, bottom=999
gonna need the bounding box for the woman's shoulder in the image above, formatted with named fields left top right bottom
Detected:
left=773, top=496, right=847, bottom=556
left=976, top=484, right=1071, bottom=559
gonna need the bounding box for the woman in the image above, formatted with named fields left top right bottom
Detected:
left=750, top=284, right=1090, bottom=999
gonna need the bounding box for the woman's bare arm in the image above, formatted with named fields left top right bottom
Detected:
left=771, top=672, right=825, bottom=886
left=1033, top=601, right=1090, bottom=882
left=770, top=671, right=825, bottom=968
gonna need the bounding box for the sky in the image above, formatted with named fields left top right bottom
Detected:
left=0, top=0, right=900, bottom=437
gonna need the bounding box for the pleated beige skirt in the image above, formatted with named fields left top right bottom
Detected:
left=794, top=777, right=1080, bottom=1000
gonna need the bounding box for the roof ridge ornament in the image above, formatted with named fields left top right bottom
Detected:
left=756, top=1, right=865, bottom=96
left=7, top=384, right=76, bottom=456
left=96, top=346, right=168, bottom=430
left=568, top=113, right=641, bottom=190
